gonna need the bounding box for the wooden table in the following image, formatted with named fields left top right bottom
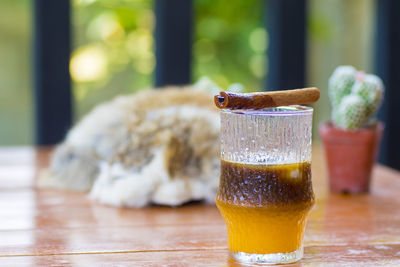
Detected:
left=1, top=144, right=400, bottom=266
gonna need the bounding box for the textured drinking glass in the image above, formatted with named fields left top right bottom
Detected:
left=216, top=106, right=315, bottom=265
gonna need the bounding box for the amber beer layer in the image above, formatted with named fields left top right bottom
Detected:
left=216, top=160, right=315, bottom=254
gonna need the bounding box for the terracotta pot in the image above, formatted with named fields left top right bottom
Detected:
left=319, top=121, right=384, bottom=193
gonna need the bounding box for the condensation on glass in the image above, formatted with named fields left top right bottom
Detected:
left=220, top=106, right=312, bottom=165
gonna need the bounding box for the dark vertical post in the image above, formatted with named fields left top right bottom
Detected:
left=375, top=0, right=400, bottom=170
left=33, top=0, right=72, bottom=145
left=266, top=0, right=307, bottom=91
left=154, top=0, right=192, bottom=87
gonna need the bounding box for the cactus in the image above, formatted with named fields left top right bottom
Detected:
left=328, top=66, right=384, bottom=130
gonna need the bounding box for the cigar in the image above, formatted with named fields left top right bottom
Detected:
left=214, top=87, right=320, bottom=110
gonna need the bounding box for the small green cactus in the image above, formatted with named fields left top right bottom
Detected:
left=328, top=66, right=384, bottom=130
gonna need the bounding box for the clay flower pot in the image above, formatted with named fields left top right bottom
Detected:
left=319, top=121, right=384, bottom=193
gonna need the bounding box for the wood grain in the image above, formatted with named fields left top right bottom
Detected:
left=0, top=144, right=399, bottom=266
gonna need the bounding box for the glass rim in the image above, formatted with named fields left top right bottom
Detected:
left=220, top=105, right=313, bottom=116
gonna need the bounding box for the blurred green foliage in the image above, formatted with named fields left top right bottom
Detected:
left=0, top=0, right=32, bottom=145
left=71, top=0, right=155, bottom=118
left=0, top=0, right=374, bottom=145
left=72, top=0, right=266, bottom=119
left=193, top=0, right=266, bottom=90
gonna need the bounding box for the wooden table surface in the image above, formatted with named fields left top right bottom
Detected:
left=1, top=144, right=400, bottom=266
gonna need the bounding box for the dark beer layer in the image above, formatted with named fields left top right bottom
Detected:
left=217, top=160, right=314, bottom=206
